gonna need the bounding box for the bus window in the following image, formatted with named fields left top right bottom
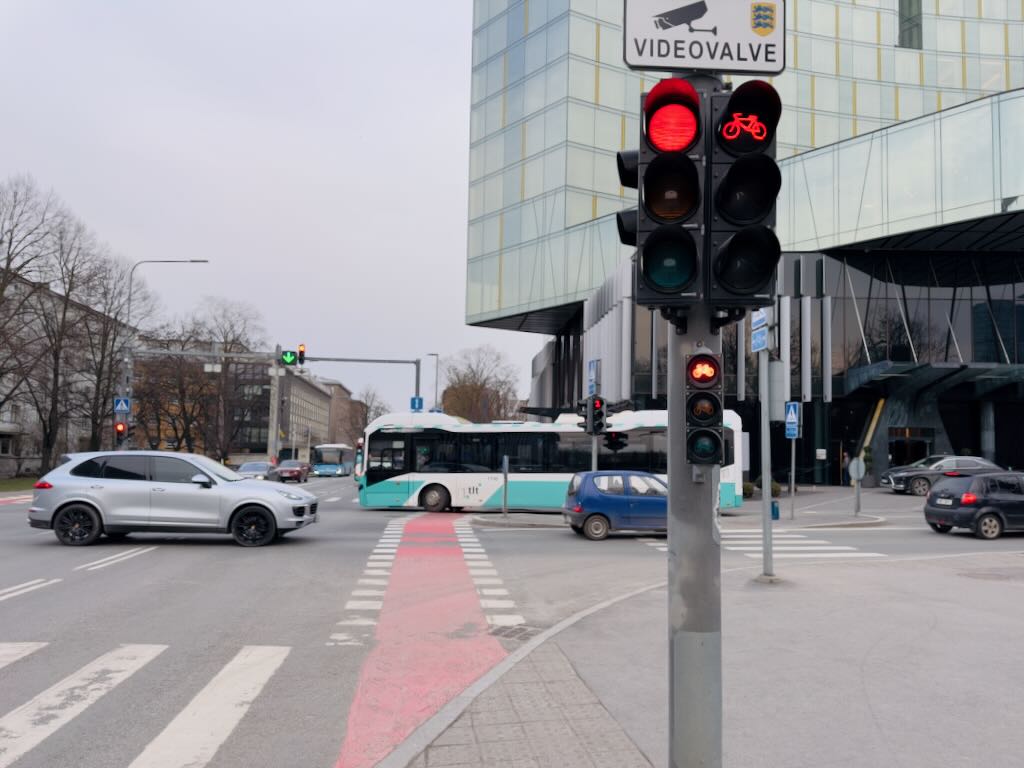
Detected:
left=501, top=434, right=545, bottom=473
left=459, top=434, right=499, bottom=472
left=367, top=435, right=407, bottom=482
left=413, top=434, right=458, bottom=472
left=544, top=432, right=590, bottom=473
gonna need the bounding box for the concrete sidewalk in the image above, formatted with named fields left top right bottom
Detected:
left=405, top=549, right=1024, bottom=768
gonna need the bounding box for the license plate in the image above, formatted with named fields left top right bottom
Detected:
left=936, top=498, right=953, bottom=506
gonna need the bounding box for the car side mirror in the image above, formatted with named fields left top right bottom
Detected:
left=191, top=474, right=213, bottom=488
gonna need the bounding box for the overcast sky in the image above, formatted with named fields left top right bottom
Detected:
left=0, top=1, right=546, bottom=412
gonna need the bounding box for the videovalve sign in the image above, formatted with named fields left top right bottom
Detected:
left=624, top=0, right=786, bottom=74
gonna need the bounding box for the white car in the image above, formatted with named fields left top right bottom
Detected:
left=28, top=451, right=318, bottom=547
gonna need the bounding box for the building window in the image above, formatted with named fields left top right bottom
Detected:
left=0, top=437, right=11, bottom=456
left=898, top=0, right=922, bottom=50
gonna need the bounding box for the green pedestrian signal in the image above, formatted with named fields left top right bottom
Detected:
left=281, top=350, right=298, bottom=366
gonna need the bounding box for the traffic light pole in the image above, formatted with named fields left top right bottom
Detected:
left=591, top=435, right=598, bottom=471
left=668, top=306, right=722, bottom=768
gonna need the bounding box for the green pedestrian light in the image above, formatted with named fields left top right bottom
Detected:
left=281, top=350, right=298, bottom=366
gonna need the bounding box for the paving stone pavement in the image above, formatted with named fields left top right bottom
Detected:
left=409, top=642, right=653, bottom=768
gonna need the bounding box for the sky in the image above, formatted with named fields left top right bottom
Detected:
left=0, top=1, right=545, bottom=412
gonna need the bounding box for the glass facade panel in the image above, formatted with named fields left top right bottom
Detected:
left=940, top=102, right=994, bottom=215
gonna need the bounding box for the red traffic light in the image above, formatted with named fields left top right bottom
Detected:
left=114, top=422, right=126, bottom=435
left=687, top=355, right=720, bottom=388
left=593, top=398, right=603, bottom=409
left=644, top=79, right=700, bottom=153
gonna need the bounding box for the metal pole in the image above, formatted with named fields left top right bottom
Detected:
left=789, top=436, right=796, bottom=520
left=668, top=306, right=722, bottom=768
left=855, top=476, right=861, bottom=516
left=433, top=356, right=440, bottom=410
left=502, top=455, right=509, bottom=521
left=415, top=359, right=421, bottom=399
left=268, top=358, right=280, bottom=462
left=591, top=435, right=598, bottom=471
left=759, top=348, right=774, bottom=578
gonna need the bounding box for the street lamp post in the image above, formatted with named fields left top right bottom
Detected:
left=427, top=352, right=440, bottom=411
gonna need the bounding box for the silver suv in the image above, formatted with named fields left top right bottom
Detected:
left=28, top=451, right=319, bottom=547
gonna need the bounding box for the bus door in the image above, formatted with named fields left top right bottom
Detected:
left=363, top=434, right=410, bottom=506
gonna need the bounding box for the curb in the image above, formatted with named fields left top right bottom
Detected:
left=470, top=514, right=565, bottom=529
left=799, top=514, right=887, bottom=528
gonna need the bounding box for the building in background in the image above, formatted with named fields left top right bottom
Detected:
left=467, top=0, right=1024, bottom=482
left=275, top=371, right=332, bottom=462
left=322, top=379, right=363, bottom=448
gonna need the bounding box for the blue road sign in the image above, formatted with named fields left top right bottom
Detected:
left=751, top=327, right=769, bottom=353
left=113, top=397, right=131, bottom=414
left=410, top=396, right=424, bottom=412
left=785, top=401, right=800, bottom=439
left=587, top=359, right=598, bottom=396
left=751, top=308, right=768, bottom=330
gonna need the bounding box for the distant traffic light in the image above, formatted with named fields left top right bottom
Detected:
left=114, top=421, right=127, bottom=446
left=707, top=80, right=783, bottom=309
left=684, top=353, right=723, bottom=465
left=604, top=432, right=628, bottom=452
left=281, top=350, right=298, bottom=366
left=625, top=77, right=707, bottom=311
left=298, top=344, right=306, bottom=365
left=590, top=396, right=607, bottom=435
left=576, top=398, right=590, bottom=433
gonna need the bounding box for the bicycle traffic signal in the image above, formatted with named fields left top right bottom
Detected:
left=298, top=344, right=306, bottom=365
left=619, top=78, right=706, bottom=310
left=707, top=80, right=782, bottom=309
left=684, top=352, right=724, bottom=465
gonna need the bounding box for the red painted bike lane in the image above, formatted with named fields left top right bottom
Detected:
left=336, top=514, right=507, bottom=768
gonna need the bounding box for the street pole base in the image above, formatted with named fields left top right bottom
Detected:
left=753, top=574, right=785, bottom=584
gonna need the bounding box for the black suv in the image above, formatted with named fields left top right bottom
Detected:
left=924, top=473, right=1024, bottom=539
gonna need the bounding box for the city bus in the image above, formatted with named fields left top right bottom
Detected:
left=356, top=410, right=743, bottom=512
left=310, top=443, right=355, bottom=477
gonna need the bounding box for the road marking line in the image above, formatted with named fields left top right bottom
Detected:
left=350, top=497, right=360, bottom=502
left=352, top=589, right=386, bottom=597
left=479, top=588, right=509, bottom=596
left=373, top=548, right=397, bottom=554
left=329, top=634, right=362, bottom=646
left=486, top=615, right=525, bottom=627
left=463, top=553, right=489, bottom=560
left=338, top=618, right=377, bottom=626
left=74, top=547, right=146, bottom=570
left=345, top=600, right=383, bottom=610
left=743, top=552, right=886, bottom=559
left=326, top=497, right=341, bottom=502
left=724, top=528, right=791, bottom=533
left=726, top=545, right=857, bottom=552
left=358, top=578, right=389, bottom=586
left=460, top=548, right=486, bottom=554
left=724, top=539, right=832, bottom=545
left=479, top=599, right=516, bottom=609
left=468, top=569, right=498, bottom=576
left=0, top=579, right=62, bottom=602
left=722, top=534, right=808, bottom=539
left=0, top=644, right=167, bottom=768
left=473, top=577, right=503, bottom=585
left=363, top=569, right=391, bottom=576
left=0, top=643, right=47, bottom=671
left=0, top=579, right=46, bottom=596
left=368, top=555, right=395, bottom=561
left=126, top=645, right=289, bottom=768
left=85, top=546, right=159, bottom=571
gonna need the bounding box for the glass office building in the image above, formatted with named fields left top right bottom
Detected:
left=467, top=0, right=1024, bottom=478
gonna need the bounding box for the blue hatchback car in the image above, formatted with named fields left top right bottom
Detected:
left=563, top=470, right=667, bottom=540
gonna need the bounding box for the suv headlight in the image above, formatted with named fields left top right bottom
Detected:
left=275, top=489, right=305, bottom=501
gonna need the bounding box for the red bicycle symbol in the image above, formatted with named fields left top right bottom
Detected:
left=722, top=112, right=767, bottom=141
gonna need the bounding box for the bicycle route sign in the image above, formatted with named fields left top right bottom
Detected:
left=623, top=0, right=786, bottom=74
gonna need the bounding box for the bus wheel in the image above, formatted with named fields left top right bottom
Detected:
left=422, top=485, right=450, bottom=513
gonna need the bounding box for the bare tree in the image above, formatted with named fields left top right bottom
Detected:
left=347, top=387, right=391, bottom=439
left=0, top=176, right=59, bottom=412
left=24, top=212, right=95, bottom=472
left=441, top=345, right=520, bottom=423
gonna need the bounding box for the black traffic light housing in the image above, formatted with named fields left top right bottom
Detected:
left=618, top=77, right=709, bottom=314
left=604, top=431, right=628, bottom=452
left=590, top=396, right=606, bottom=435
left=114, top=421, right=127, bottom=446
left=298, top=344, right=306, bottom=365
left=707, top=80, right=783, bottom=310
left=684, top=352, right=724, bottom=465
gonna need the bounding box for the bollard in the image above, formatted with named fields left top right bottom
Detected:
left=771, top=500, right=779, bottom=521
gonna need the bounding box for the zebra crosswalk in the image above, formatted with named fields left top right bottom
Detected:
left=0, top=641, right=290, bottom=768
left=638, top=529, right=886, bottom=560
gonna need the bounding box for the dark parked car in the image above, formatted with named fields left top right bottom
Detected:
left=267, top=460, right=309, bottom=483
left=880, top=455, right=1000, bottom=496
left=563, top=470, right=667, bottom=540
left=924, top=473, right=1024, bottom=539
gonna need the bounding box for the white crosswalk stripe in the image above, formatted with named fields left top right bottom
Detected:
left=0, top=642, right=298, bottom=768
left=638, top=532, right=886, bottom=559
left=0, top=644, right=168, bottom=768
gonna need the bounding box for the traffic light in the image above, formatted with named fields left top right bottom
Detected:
left=684, top=352, right=724, bottom=465
left=604, top=432, right=628, bottom=452
left=630, top=78, right=708, bottom=311
left=281, top=350, right=298, bottom=366
left=575, top=398, right=590, bottom=432
left=298, top=344, right=306, bottom=365
left=590, top=396, right=606, bottom=435
left=706, top=80, right=783, bottom=310
left=114, top=421, right=127, bottom=446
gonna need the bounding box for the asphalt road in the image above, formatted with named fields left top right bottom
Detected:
left=1, top=481, right=1022, bottom=768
